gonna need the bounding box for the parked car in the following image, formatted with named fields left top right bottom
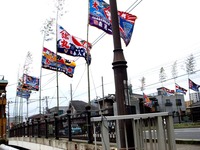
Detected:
left=71, top=126, right=82, bottom=135
left=64, top=125, right=82, bottom=135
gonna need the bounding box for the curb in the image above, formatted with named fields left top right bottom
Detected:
left=176, top=139, right=200, bottom=145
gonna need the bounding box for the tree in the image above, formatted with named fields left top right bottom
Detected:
left=185, top=54, right=196, bottom=105
left=128, top=83, right=133, bottom=95
left=159, top=67, right=167, bottom=86
left=171, top=60, right=178, bottom=80
left=41, top=18, right=55, bottom=41
left=140, top=76, right=146, bottom=92
left=185, top=54, right=196, bottom=75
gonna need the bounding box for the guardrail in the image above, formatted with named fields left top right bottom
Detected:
left=9, top=111, right=176, bottom=150
left=9, top=109, right=93, bottom=142
left=91, top=112, right=177, bottom=150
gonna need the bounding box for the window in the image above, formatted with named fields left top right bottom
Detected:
left=165, top=99, right=172, bottom=106
left=176, top=99, right=182, bottom=106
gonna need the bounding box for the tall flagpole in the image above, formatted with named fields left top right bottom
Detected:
left=39, top=31, right=45, bottom=116
left=40, top=18, right=55, bottom=116
left=87, top=0, right=91, bottom=105
left=54, top=0, right=66, bottom=115
left=56, top=8, right=59, bottom=115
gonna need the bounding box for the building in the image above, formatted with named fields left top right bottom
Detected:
left=94, top=94, right=115, bottom=115
left=28, top=106, right=68, bottom=120
left=0, top=76, right=8, bottom=139
left=47, top=106, right=69, bottom=115
left=185, top=101, right=192, bottom=108
left=9, top=116, right=23, bottom=126
left=186, top=101, right=200, bottom=122
left=95, top=93, right=159, bottom=115
left=69, top=100, right=99, bottom=116
left=189, top=92, right=200, bottom=103
left=94, top=87, right=186, bottom=123
left=156, top=87, right=186, bottom=114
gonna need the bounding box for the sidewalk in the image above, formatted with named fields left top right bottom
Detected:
left=176, top=144, right=200, bottom=150
left=176, top=138, right=200, bottom=150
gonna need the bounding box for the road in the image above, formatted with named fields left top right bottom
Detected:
left=145, top=128, right=200, bottom=140
left=174, top=128, right=200, bottom=140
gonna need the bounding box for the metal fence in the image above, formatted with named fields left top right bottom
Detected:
left=9, top=109, right=94, bottom=142
left=9, top=111, right=177, bottom=150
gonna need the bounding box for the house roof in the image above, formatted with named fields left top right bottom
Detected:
left=70, top=100, right=99, bottom=113
left=48, top=106, right=68, bottom=112
left=28, top=114, right=45, bottom=120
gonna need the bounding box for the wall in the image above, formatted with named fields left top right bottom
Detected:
left=8, top=137, right=117, bottom=150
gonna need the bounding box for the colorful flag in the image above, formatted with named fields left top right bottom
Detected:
left=42, top=47, right=76, bottom=77
left=57, top=25, right=92, bottom=64
left=89, top=0, right=137, bottom=46
left=143, top=93, right=152, bottom=108
left=22, top=74, right=40, bottom=91
left=162, top=87, right=175, bottom=96
left=189, top=79, right=200, bottom=92
left=175, top=83, right=187, bottom=95
left=16, top=89, right=31, bottom=99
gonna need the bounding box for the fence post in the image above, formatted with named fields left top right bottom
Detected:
left=45, top=116, right=48, bottom=139
left=31, top=119, right=34, bottom=137
left=156, top=116, right=166, bottom=150
left=37, top=118, right=41, bottom=138
left=27, top=120, right=29, bottom=137
left=20, top=123, right=22, bottom=137
left=23, top=122, right=25, bottom=137
left=85, top=105, right=93, bottom=144
left=54, top=113, right=59, bottom=140
left=9, top=127, right=12, bottom=137
left=14, top=125, right=17, bottom=137
left=67, top=109, right=72, bottom=141
left=166, top=115, right=177, bottom=150
left=13, top=126, right=15, bottom=137
left=15, top=125, right=18, bottom=137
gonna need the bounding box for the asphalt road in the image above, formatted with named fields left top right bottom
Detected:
left=174, top=128, right=200, bottom=140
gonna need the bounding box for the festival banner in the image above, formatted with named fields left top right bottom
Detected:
left=16, top=89, right=31, bottom=99
left=175, top=83, right=187, bottom=95
left=42, top=47, right=76, bottom=77
left=57, top=25, right=92, bottom=64
left=89, top=0, right=137, bottom=46
left=143, top=93, right=152, bottom=108
left=189, top=78, right=200, bottom=92
left=23, top=74, right=39, bottom=91
left=162, top=87, right=175, bottom=96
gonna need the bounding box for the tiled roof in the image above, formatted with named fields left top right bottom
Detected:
left=70, top=100, right=99, bottom=113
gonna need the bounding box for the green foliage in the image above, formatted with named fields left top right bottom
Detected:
left=171, top=60, right=178, bottom=79
left=185, top=54, right=196, bottom=75
left=159, top=67, right=167, bottom=83
left=174, top=122, right=200, bottom=129
left=140, top=76, right=145, bottom=91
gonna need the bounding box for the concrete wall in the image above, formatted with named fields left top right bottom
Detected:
left=8, top=137, right=117, bottom=150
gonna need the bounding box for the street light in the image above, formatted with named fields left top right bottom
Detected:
left=109, top=0, right=134, bottom=149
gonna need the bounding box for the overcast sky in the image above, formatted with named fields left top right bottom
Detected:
left=1, top=0, right=200, bottom=117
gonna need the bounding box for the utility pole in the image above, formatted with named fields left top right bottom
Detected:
left=109, top=0, right=134, bottom=149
